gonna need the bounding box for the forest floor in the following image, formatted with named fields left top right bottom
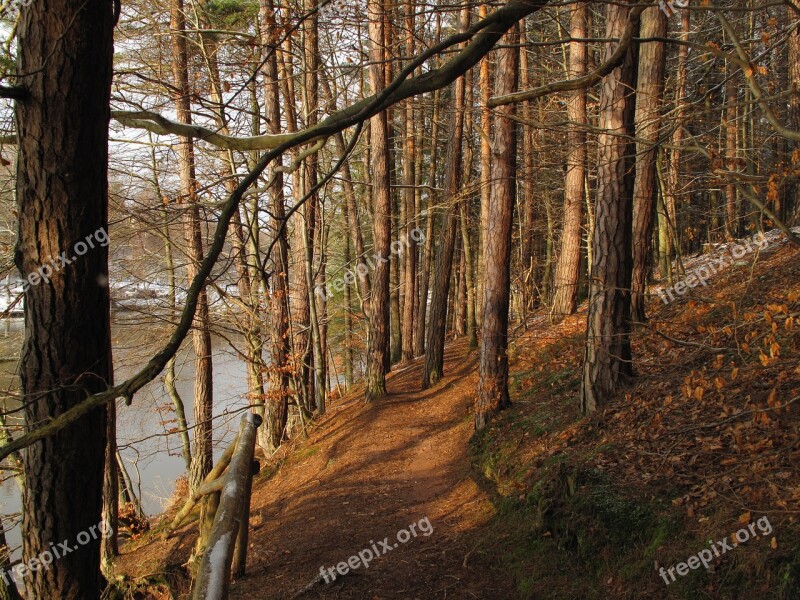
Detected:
left=113, top=230, right=800, bottom=600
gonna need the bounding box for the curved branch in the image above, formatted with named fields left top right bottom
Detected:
left=488, top=2, right=645, bottom=107
left=112, top=110, right=298, bottom=150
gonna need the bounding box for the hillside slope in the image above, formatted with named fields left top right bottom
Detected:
left=114, top=233, right=800, bottom=600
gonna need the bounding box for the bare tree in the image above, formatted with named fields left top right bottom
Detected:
left=551, top=1, right=588, bottom=320
left=581, top=1, right=639, bottom=414
left=475, top=24, right=519, bottom=431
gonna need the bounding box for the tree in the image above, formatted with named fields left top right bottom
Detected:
left=551, top=1, right=588, bottom=321
left=16, top=0, right=115, bottom=595
left=262, top=0, right=291, bottom=451
left=631, top=6, right=667, bottom=322
left=791, top=1, right=800, bottom=225
left=581, top=1, right=639, bottom=414
left=401, top=0, right=418, bottom=363
left=475, top=24, right=519, bottom=431
left=170, top=0, right=214, bottom=493
left=364, top=0, right=392, bottom=401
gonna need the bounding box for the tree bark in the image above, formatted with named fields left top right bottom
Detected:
left=475, top=25, right=519, bottom=431
left=16, top=0, right=114, bottom=595
left=422, top=8, right=469, bottom=389
left=364, top=0, right=392, bottom=401
left=171, top=0, right=214, bottom=493
left=262, top=0, right=290, bottom=451
left=631, top=6, right=667, bottom=322
left=414, top=79, right=441, bottom=358
left=551, top=1, right=587, bottom=321
left=664, top=8, right=689, bottom=272
left=791, top=0, right=800, bottom=225
left=401, top=0, right=417, bottom=363
left=581, top=1, right=639, bottom=414
left=477, top=2, right=492, bottom=331
left=725, top=70, right=739, bottom=240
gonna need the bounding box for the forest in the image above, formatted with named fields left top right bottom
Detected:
left=0, top=0, right=798, bottom=597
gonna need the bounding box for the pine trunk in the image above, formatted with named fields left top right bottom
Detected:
left=551, top=1, right=588, bottom=320
left=631, top=6, right=667, bottom=322
left=16, top=0, right=114, bottom=595
left=475, top=26, right=519, bottom=431
left=581, top=2, right=639, bottom=414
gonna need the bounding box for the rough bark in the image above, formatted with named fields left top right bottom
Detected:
left=581, top=1, right=639, bottom=414
left=422, top=8, right=469, bottom=389
left=475, top=26, right=519, bottom=431
left=16, top=0, right=114, bottom=595
left=171, top=0, right=214, bottom=493
left=401, top=0, right=417, bottom=363
left=790, top=1, right=800, bottom=225
left=631, top=6, right=667, bottom=322
left=414, top=79, right=441, bottom=358
left=663, top=8, right=689, bottom=272
left=725, top=71, right=739, bottom=240
left=551, top=1, right=587, bottom=321
left=477, top=2, right=491, bottom=331
left=364, top=0, right=392, bottom=401
left=262, top=0, right=290, bottom=451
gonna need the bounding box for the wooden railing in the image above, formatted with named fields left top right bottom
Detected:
left=165, top=412, right=262, bottom=600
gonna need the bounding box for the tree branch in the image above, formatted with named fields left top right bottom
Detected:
left=487, top=2, right=645, bottom=107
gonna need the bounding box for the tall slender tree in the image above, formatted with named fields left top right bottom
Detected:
left=171, top=0, right=214, bottom=492
left=365, top=0, right=392, bottom=400
left=551, top=1, right=588, bottom=320
left=422, top=9, right=469, bottom=389
left=631, top=6, right=667, bottom=322
left=475, top=25, right=519, bottom=431
left=581, top=2, right=639, bottom=414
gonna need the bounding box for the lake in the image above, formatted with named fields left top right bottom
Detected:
left=0, top=313, right=250, bottom=557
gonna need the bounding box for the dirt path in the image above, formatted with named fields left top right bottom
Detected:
left=232, top=340, right=514, bottom=600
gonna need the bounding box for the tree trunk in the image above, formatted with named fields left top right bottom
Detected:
left=460, top=203, right=478, bottom=348
left=477, top=2, right=492, bottom=331
left=519, top=25, right=536, bottom=315
left=551, top=1, right=587, bottom=320
left=422, top=8, right=469, bottom=389
left=414, top=81, right=441, bottom=358
left=475, top=26, right=519, bottom=431
left=664, top=8, right=689, bottom=270
left=262, top=0, right=290, bottom=451
left=790, top=1, right=800, bottom=225
left=16, top=0, right=114, bottom=595
left=401, top=0, right=417, bottom=363
left=101, top=400, right=119, bottom=574
left=581, top=1, right=639, bottom=414
left=631, top=6, right=667, bottom=322
left=725, top=70, right=739, bottom=240
left=364, top=0, right=392, bottom=401
left=171, top=0, right=214, bottom=492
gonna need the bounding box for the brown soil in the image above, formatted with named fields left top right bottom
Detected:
left=118, top=339, right=516, bottom=600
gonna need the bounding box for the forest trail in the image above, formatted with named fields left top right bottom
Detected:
left=231, top=339, right=513, bottom=600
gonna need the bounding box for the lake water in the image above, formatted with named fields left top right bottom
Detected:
left=0, top=313, right=250, bottom=556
